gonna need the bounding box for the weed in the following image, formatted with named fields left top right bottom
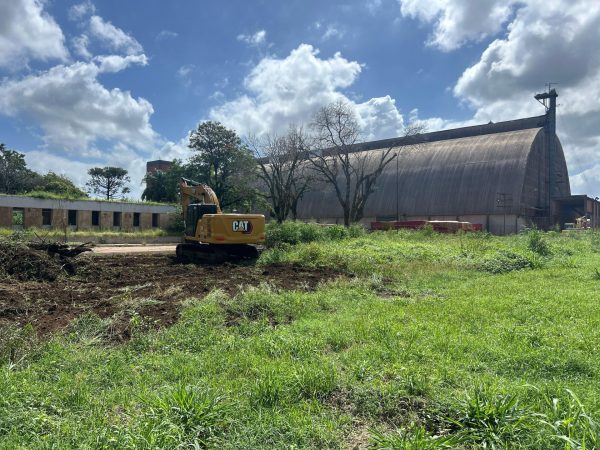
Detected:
left=293, top=363, right=337, bottom=400
left=593, top=268, right=600, bottom=280
left=0, top=322, right=36, bottom=366
left=66, top=312, right=112, bottom=343
left=370, top=425, right=457, bottom=450
left=448, top=386, right=534, bottom=446
left=479, top=250, right=533, bottom=274
left=251, top=370, right=283, bottom=408
left=527, top=229, right=552, bottom=256
left=136, top=384, right=234, bottom=448
left=538, top=389, right=600, bottom=448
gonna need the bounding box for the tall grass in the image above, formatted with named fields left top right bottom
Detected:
left=1, top=230, right=600, bottom=448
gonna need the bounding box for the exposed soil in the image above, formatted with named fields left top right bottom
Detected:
left=0, top=254, right=344, bottom=340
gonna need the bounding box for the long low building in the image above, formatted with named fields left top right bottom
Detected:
left=295, top=90, right=600, bottom=234
left=0, top=195, right=176, bottom=231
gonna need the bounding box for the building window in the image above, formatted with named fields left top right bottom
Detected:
left=12, top=208, right=24, bottom=227
left=92, top=211, right=100, bottom=226
left=113, top=212, right=122, bottom=228
left=152, top=213, right=159, bottom=228
left=42, top=209, right=52, bottom=226
left=133, top=212, right=140, bottom=227
left=68, top=210, right=77, bottom=226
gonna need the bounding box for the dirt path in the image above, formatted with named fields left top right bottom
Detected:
left=0, top=254, right=344, bottom=340
left=92, top=244, right=177, bottom=255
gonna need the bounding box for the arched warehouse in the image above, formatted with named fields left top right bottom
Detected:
left=294, top=91, right=594, bottom=234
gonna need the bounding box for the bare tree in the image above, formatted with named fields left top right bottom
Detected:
left=309, top=100, right=423, bottom=226
left=249, top=126, right=312, bottom=223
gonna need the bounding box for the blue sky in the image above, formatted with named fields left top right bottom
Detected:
left=0, top=0, right=598, bottom=198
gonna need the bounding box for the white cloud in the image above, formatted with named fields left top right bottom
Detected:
left=398, top=0, right=516, bottom=51
left=0, top=0, right=69, bottom=69
left=0, top=57, right=156, bottom=152
left=89, top=15, right=143, bottom=55
left=72, top=34, right=92, bottom=59
left=322, top=25, right=345, bottom=41
left=156, top=30, right=178, bottom=41
left=210, top=44, right=413, bottom=140
left=446, top=0, right=600, bottom=196
left=176, top=64, right=195, bottom=87
left=68, top=0, right=95, bottom=21
left=237, top=30, right=267, bottom=46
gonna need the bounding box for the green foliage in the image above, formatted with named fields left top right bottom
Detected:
left=370, top=426, right=456, bottom=449
left=449, top=386, right=534, bottom=446
left=538, top=389, right=600, bottom=448
left=142, top=160, right=189, bottom=203
left=86, top=166, right=131, bottom=200
left=479, top=250, right=534, bottom=274
left=527, top=228, right=552, bottom=256
left=33, top=172, right=87, bottom=198
left=264, top=221, right=365, bottom=248
left=188, top=121, right=259, bottom=211
left=0, top=144, right=38, bottom=194
left=2, top=231, right=600, bottom=448
left=166, top=205, right=185, bottom=233
left=135, top=384, right=234, bottom=448
left=0, top=323, right=37, bottom=366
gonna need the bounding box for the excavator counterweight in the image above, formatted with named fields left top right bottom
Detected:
left=176, top=178, right=265, bottom=262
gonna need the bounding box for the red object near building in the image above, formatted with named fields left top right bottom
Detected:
left=370, top=220, right=483, bottom=233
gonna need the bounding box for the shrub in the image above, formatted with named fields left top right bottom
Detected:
left=479, top=251, right=533, bottom=274
left=527, top=229, right=551, bottom=256
left=265, top=221, right=364, bottom=248
left=166, top=206, right=185, bottom=233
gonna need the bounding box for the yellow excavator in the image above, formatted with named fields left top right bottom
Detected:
left=176, top=178, right=265, bottom=262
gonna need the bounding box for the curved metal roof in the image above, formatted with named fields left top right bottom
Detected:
left=296, top=125, right=570, bottom=219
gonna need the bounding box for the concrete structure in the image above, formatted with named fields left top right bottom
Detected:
left=0, top=195, right=176, bottom=231
left=295, top=91, right=598, bottom=234
left=146, top=160, right=172, bottom=174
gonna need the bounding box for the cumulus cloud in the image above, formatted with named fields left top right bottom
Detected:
left=0, top=0, right=69, bottom=69
left=0, top=56, right=156, bottom=151
left=89, top=15, right=143, bottom=55
left=209, top=44, right=416, bottom=140
left=447, top=0, right=600, bottom=195
left=68, top=0, right=95, bottom=21
left=72, top=34, right=92, bottom=59
left=237, top=30, right=267, bottom=46
left=398, top=0, right=516, bottom=51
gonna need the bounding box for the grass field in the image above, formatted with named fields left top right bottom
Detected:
left=1, top=226, right=600, bottom=448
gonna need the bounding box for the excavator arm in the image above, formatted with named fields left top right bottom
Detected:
left=180, top=178, right=222, bottom=219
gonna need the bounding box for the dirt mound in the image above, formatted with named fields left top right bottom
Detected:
left=0, top=240, right=93, bottom=282
left=0, top=254, right=345, bottom=340
left=0, top=240, right=61, bottom=281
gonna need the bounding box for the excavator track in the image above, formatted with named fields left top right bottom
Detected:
left=176, top=242, right=259, bottom=264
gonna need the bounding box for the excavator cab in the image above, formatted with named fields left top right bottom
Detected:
left=185, top=203, right=219, bottom=236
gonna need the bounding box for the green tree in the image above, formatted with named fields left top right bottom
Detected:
left=36, top=172, right=87, bottom=198
left=0, top=144, right=38, bottom=194
left=86, top=166, right=131, bottom=200
left=188, top=121, right=258, bottom=210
